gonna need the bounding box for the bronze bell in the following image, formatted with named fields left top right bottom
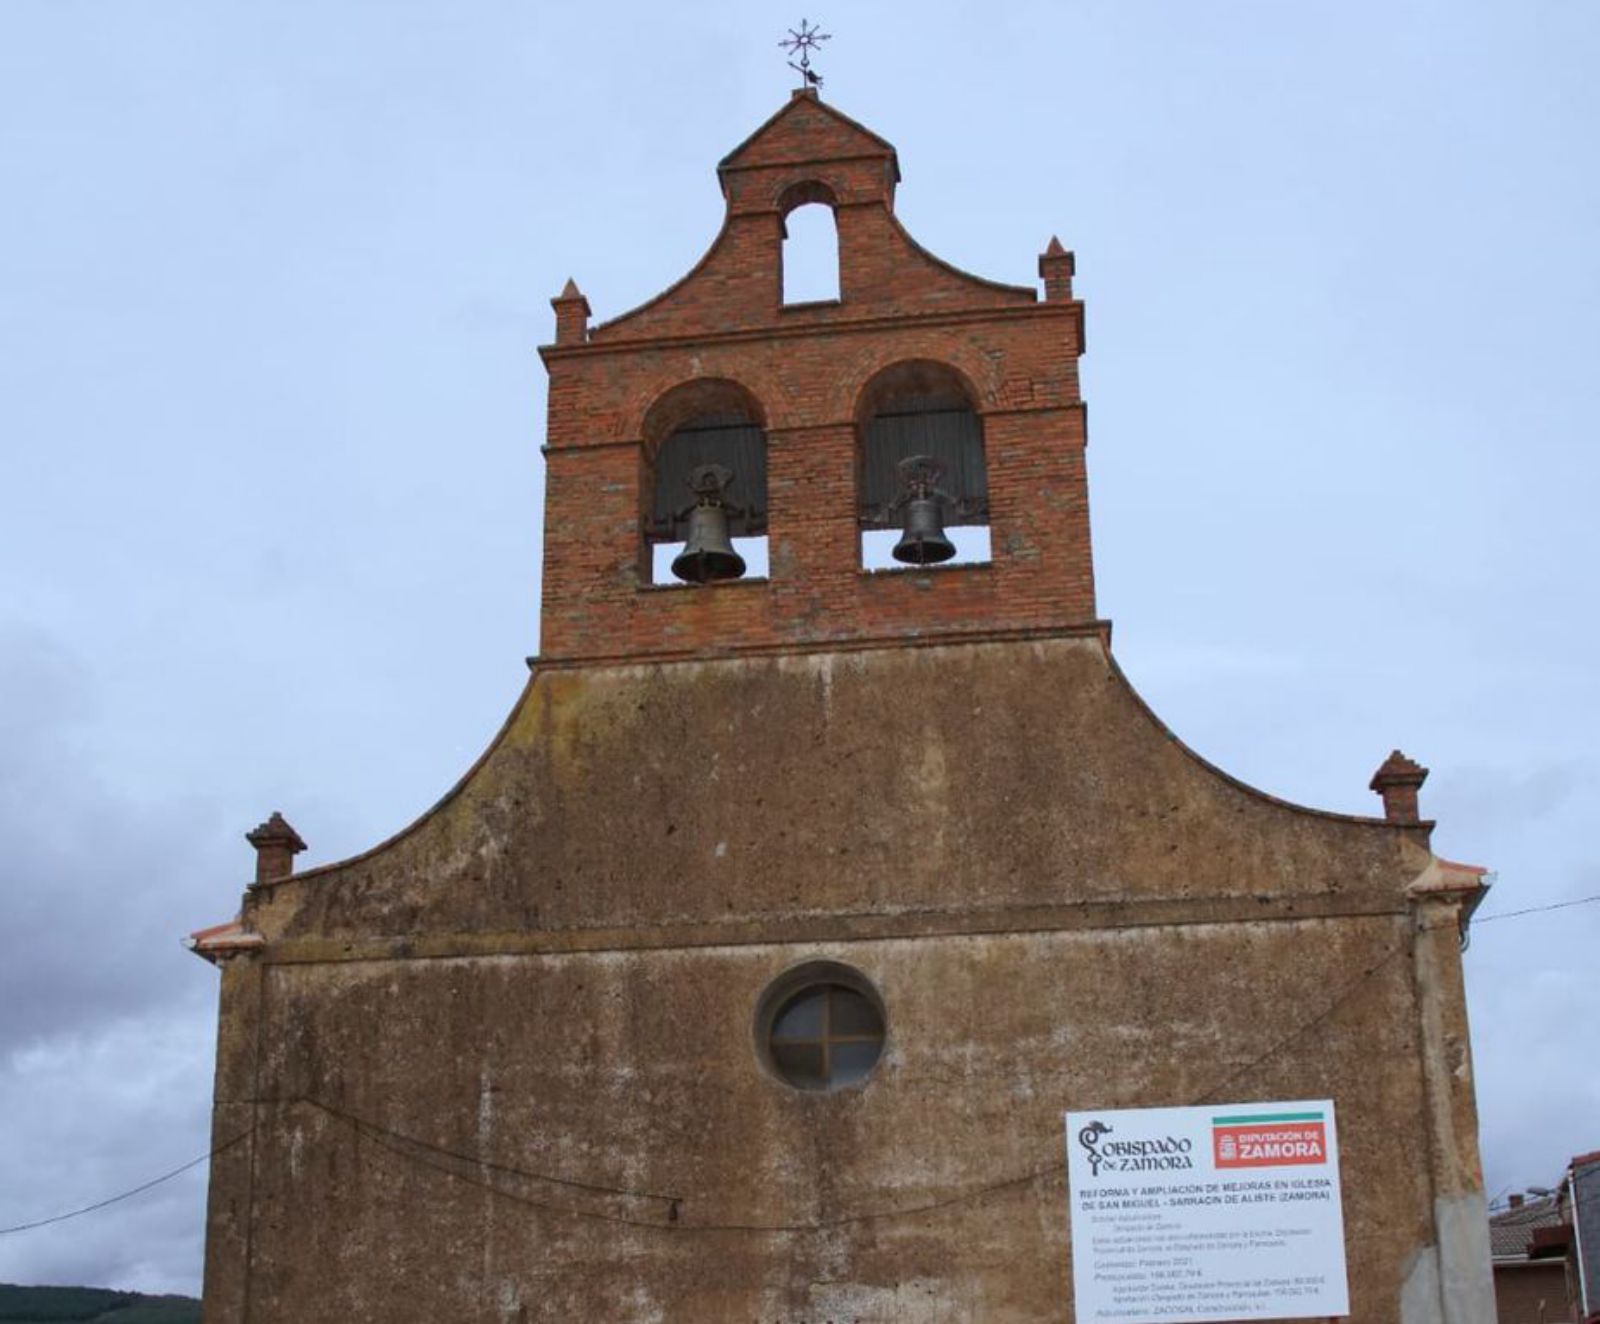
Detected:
left=670, top=463, right=746, bottom=584
left=893, top=496, right=957, bottom=565
left=891, top=455, right=957, bottom=565
left=672, top=503, right=746, bottom=583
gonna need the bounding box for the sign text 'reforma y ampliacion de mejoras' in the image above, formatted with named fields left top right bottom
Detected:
left=1065, top=1101, right=1349, bottom=1322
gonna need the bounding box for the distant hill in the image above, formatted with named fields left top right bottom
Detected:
left=0, top=1284, right=200, bottom=1323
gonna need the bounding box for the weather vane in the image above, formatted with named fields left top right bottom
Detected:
left=780, top=19, right=831, bottom=89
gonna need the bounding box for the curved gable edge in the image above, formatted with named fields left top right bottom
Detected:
left=216, top=673, right=542, bottom=939
left=587, top=218, right=739, bottom=343
left=577, top=207, right=1037, bottom=348
left=222, top=644, right=1426, bottom=939
left=886, top=211, right=1037, bottom=303
left=1104, top=649, right=1435, bottom=836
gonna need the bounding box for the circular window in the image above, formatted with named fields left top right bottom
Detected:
left=758, top=965, right=885, bottom=1092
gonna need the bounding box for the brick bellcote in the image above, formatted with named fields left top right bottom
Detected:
left=535, top=90, right=1096, bottom=667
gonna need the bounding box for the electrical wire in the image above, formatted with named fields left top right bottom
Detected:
left=1472, top=892, right=1600, bottom=924
left=18, top=945, right=1393, bottom=1247
left=1191, top=942, right=1406, bottom=1104
left=298, top=1096, right=680, bottom=1205
left=289, top=937, right=1413, bottom=1234
left=1, top=896, right=1584, bottom=1239
left=328, top=1097, right=1062, bottom=1235
left=0, top=1130, right=251, bottom=1236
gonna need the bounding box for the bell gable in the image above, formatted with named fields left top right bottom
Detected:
left=536, top=92, right=1090, bottom=666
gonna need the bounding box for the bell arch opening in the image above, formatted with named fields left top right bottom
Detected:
left=779, top=182, right=840, bottom=306
left=642, top=379, right=770, bottom=585
left=855, top=361, right=991, bottom=570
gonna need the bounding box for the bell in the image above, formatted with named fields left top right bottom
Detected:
left=892, top=494, right=956, bottom=565
left=671, top=503, right=746, bottom=583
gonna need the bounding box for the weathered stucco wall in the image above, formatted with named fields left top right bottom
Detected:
left=244, top=637, right=1428, bottom=945
left=200, top=636, right=1487, bottom=1321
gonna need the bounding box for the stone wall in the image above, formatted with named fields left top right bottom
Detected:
left=200, top=639, right=1487, bottom=1321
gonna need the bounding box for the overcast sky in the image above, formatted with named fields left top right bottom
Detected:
left=2, top=0, right=1596, bottom=1297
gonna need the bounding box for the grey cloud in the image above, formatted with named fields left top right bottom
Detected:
left=0, top=627, right=231, bottom=1055
left=0, top=1007, right=214, bottom=1295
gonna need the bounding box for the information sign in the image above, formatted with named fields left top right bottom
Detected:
left=1065, top=1100, right=1349, bottom=1322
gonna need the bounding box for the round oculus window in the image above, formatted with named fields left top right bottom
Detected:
left=759, top=966, right=885, bottom=1092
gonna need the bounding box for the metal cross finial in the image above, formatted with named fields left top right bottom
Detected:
left=780, top=19, right=831, bottom=89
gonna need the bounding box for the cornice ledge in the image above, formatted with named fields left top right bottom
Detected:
left=184, top=918, right=266, bottom=965
left=1405, top=856, right=1491, bottom=906
left=539, top=300, right=1082, bottom=363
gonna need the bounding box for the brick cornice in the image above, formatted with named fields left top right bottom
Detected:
left=538, top=401, right=1089, bottom=454
left=539, top=300, right=1081, bottom=364
left=720, top=150, right=896, bottom=181
left=529, top=618, right=1113, bottom=672
left=254, top=900, right=1409, bottom=970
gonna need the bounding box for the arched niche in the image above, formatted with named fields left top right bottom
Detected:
left=855, top=360, right=990, bottom=568
left=642, top=378, right=770, bottom=584
left=778, top=180, right=841, bottom=305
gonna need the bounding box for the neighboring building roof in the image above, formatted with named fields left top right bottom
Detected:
left=1569, top=1152, right=1600, bottom=1318
left=1490, top=1195, right=1564, bottom=1260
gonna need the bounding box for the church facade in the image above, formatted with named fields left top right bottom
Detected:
left=192, top=91, right=1495, bottom=1322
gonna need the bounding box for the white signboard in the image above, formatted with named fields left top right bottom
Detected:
left=1065, top=1101, right=1349, bottom=1322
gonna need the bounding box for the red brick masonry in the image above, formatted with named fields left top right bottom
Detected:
left=536, top=90, right=1097, bottom=666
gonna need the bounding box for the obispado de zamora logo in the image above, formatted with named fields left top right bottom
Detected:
left=1076, top=1121, right=1195, bottom=1177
